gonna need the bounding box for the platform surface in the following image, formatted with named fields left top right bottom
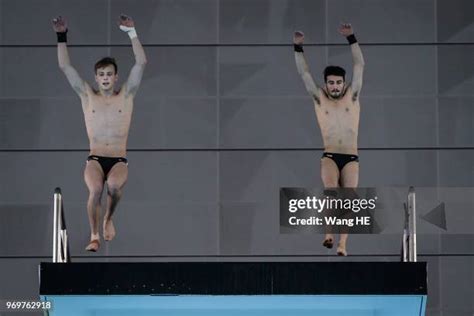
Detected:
left=39, top=262, right=427, bottom=316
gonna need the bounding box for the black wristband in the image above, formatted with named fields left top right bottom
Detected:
left=346, top=34, right=357, bottom=45
left=294, top=44, right=304, bottom=52
left=57, top=30, right=68, bottom=43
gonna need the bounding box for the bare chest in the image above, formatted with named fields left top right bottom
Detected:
left=83, top=94, right=133, bottom=124
left=315, top=95, right=360, bottom=125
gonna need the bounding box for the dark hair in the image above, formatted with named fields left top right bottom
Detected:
left=324, top=66, right=345, bottom=82
left=94, top=57, right=118, bottom=74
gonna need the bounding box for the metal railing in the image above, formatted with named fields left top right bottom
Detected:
left=402, top=186, right=417, bottom=262
left=53, top=188, right=70, bottom=263
left=52, top=185, right=416, bottom=262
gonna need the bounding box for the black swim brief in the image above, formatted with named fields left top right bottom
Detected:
left=87, top=155, right=128, bottom=178
left=321, top=152, right=359, bottom=171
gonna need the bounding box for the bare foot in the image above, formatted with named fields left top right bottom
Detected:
left=85, top=239, right=100, bottom=252
left=337, top=244, right=347, bottom=256
left=103, top=219, right=116, bottom=241
left=322, top=234, right=334, bottom=249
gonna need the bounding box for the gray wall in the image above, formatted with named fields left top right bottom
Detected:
left=0, top=0, right=473, bottom=315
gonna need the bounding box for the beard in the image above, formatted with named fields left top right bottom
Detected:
left=330, top=90, right=341, bottom=98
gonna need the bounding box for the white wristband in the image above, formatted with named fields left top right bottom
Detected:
left=120, top=25, right=137, bottom=39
